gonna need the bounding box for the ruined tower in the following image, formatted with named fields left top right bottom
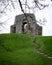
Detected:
left=10, top=13, right=42, bottom=35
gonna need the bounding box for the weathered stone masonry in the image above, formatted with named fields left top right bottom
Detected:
left=10, top=13, right=42, bottom=35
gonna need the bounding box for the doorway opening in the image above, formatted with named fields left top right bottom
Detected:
left=22, top=22, right=28, bottom=33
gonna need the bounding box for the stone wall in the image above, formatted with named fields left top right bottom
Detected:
left=10, top=13, right=42, bottom=35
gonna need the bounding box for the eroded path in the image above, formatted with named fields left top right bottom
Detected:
left=32, top=38, right=52, bottom=59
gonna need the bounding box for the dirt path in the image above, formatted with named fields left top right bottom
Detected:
left=32, top=38, right=52, bottom=59
left=36, top=48, right=52, bottom=59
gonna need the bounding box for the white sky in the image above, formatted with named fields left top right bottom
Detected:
left=0, top=0, right=52, bottom=36
left=35, top=4, right=52, bottom=36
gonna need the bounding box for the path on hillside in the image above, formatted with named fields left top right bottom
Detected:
left=32, top=38, right=52, bottom=60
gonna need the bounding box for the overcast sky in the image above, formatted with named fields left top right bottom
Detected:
left=0, top=0, right=52, bottom=36
left=35, top=4, right=52, bottom=36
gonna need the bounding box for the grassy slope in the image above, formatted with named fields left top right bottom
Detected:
left=0, top=33, right=52, bottom=65
left=35, top=36, right=52, bottom=56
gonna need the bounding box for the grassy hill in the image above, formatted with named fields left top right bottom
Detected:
left=0, top=33, right=52, bottom=65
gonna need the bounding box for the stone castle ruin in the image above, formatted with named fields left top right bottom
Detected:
left=10, top=13, right=42, bottom=35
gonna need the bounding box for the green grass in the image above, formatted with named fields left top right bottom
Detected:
left=0, top=33, right=52, bottom=65
left=35, top=36, right=52, bottom=56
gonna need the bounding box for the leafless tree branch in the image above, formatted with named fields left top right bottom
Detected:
left=18, top=0, right=31, bottom=30
left=33, top=0, right=49, bottom=10
left=0, top=0, right=51, bottom=32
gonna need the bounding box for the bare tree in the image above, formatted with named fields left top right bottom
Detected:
left=0, top=0, right=50, bottom=15
left=0, top=0, right=18, bottom=32
left=18, top=0, right=48, bottom=31
left=0, top=0, right=51, bottom=32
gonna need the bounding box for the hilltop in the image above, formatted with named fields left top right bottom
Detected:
left=0, top=33, right=52, bottom=65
